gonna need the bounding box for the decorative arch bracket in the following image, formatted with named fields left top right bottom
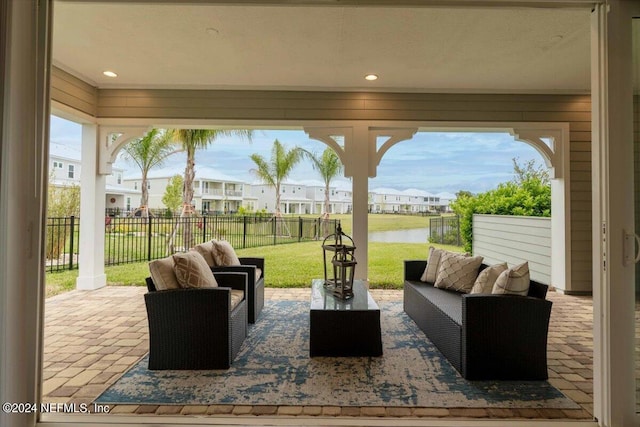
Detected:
left=371, top=127, right=418, bottom=177
left=509, top=127, right=565, bottom=179
left=98, top=126, right=150, bottom=175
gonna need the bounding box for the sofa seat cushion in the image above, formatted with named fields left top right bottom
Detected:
left=409, top=282, right=463, bottom=325
left=230, top=289, right=245, bottom=311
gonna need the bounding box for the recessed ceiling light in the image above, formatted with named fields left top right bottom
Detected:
left=364, top=74, right=379, bottom=81
left=103, top=71, right=118, bottom=78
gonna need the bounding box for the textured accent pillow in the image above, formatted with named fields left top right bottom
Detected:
left=148, top=256, right=181, bottom=291
left=172, top=251, right=218, bottom=289
left=212, top=240, right=241, bottom=266
left=192, top=241, right=216, bottom=267
left=492, top=261, right=530, bottom=296
left=434, top=252, right=483, bottom=293
left=470, top=262, right=508, bottom=294
left=420, top=246, right=445, bottom=282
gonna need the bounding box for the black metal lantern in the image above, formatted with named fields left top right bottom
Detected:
left=322, top=224, right=357, bottom=300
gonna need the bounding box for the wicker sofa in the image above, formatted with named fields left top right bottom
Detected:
left=144, top=272, right=248, bottom=370
left=403, top=260, right=552, bottom=380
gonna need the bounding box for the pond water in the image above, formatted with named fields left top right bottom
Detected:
left=368, top=227, right=430, bottom=244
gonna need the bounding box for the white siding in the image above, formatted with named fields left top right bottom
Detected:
left=473, top=214, right=552, bottom=285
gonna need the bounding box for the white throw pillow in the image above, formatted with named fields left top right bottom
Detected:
left=212, top=240, right=241, bottom=266
left=193, top=241, right=216, bottom=267
left=420, top=246, right=444, bottom=283
left=492, top=261, right=530, bottom=296
left=434, top=252, right=483, bottom=293
left=148, top=256, right=181, bottom=291
left=172, top=251, right=218, bottom=289
left=470, top=262, right=508, bottom=294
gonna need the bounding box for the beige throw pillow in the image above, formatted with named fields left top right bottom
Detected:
left=470, top=262, right=508, bottom=294
left=193, top=241, right=216, bottom=267
left=420, top=246, right=444, bottom=283
left=212, top=240, right=241, bottom=266
left=148, top=256, right=181, bottom=290
left=492, top=261, right=530, bottom=296
left=434, top=252, right=483, bottom=293
left=172, top=251, right=218, bottom=289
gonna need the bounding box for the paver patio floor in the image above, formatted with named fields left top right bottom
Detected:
left=42, top=286, right=595, bottom=421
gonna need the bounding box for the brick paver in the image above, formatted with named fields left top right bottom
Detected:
left=43, top=286, right=595, bottom=421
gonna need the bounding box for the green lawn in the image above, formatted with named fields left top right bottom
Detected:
left=45, top=240, right=462, bottom=296
left=295, top=213, right=435, bottom=234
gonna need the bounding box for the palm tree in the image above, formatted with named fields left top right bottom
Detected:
left=121, top=129, right=179, bottom=217
left=168, top=129, right=253, bottom=214
left=167, top=128, right=253, bottom=249
left=250, top=139, right=303, bottom=217
left=302, top=147, right=344, bottom=217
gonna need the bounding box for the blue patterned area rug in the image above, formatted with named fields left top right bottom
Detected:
left=95, top=301, right=579, bottom=409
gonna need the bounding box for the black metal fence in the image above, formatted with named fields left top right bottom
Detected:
left=46, top=215, right=339, bottom=272
left=428, top=215, right=461, bottom=246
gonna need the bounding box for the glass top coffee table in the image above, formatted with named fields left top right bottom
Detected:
left=309, top=279, right=383, bottom=357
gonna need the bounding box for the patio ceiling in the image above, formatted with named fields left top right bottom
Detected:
left=52, top=2, right=592, bottom=93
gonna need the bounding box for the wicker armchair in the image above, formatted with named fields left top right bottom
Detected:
left=144, top=272, right=248, bottom=370
left=211, top=257, right=264, bottom=323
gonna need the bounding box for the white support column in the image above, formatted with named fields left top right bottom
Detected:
left=76, top=124, right=107, bottom=290
left=346, top=126, right=370, bottom=282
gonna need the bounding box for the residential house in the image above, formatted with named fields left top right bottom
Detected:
left=251, top=181, right=312, bottom=214
left=49, top=142, right=139, bottom=214
left=123, top=165, right=245, bottom=213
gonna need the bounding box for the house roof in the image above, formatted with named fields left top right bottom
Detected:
left=50, top=142, right=81, bottom=162
left=125, top=165, right=244, bottom=183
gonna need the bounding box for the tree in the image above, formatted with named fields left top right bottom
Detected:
left=121, top=129, right=178, bottom=217
left=168, top=129, right=253, bottom=214
left=162, top=174, right=183, bottom=213
left=46, top=179, right=81, bottom=261
left=512, top=157, right=550, bottom=186
left=250, top=139, right=303, bottom=217
left=167, top=128, right=253, bottom=249
left=302, top=147, right=343, bottom=217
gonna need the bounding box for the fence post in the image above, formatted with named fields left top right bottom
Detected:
left=147, top=216, right=153, bottom=261
left=202, top=216, right=208, bottom=243
left=69, top=216, right=75, bottom=270
left=243, top=216, right=247, bottom=249
left=273, top=217, right=277, bottom=246
left=298, top=217, right=302, bottom=242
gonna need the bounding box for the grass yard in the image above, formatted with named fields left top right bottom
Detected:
left=45, top=240, right=463, bottom=296
left=295, top=213, right=435, bottom=234
left=45, top=213, right=459, bottom=296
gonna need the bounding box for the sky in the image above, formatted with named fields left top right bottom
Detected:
left=49, top=115, right=544, bottom=195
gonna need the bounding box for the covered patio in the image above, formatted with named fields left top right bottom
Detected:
left=2, top=1, right=639, bottom=427
left=42, top=286, right=594, bottom=422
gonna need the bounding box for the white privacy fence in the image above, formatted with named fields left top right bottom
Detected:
left=472, top=214, right=551, bottom=285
